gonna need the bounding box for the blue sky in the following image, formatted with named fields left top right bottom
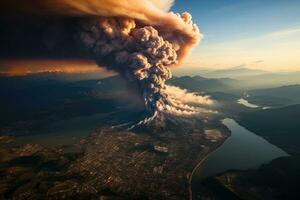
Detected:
left=171, top=0, right=300, bottom=71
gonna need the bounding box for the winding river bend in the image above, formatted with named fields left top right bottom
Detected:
left=192, top=118, right=288, bottom=198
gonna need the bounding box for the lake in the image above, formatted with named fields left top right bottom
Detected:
left=192, top=118, right=288, bottom=181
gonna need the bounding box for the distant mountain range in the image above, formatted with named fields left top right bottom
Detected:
left=0, top=71, right=110, bottom=81
left=2, top=66, right=300, bottom=90
left=241, top=71, right=300, bottom=88
left=173, top=66, right=267, bottom=78
left=72, top=74, right=243, bottom=93
left=174, top=67, right=300, bottom=89
left=204, top=67, right=267, bottom=78
left=246, top=85, right=300, bottom=107
left=167, top=75, right=241, bottom=92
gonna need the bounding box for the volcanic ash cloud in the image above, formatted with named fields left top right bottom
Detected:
left=75, top=0, right=215, bottom=124
left=4, top=0, right=214, bottom=123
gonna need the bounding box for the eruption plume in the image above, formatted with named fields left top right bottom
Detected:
left=78, top=14, right=201, bottom=123
left=2, top=0, right=215, bottom=125
left=72, top=0, right=206, bottom=124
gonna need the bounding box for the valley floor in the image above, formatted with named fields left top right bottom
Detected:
left=0, top=119, right=230, bottom=200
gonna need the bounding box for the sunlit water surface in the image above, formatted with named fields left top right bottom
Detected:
left=193, top=118, right=288, bottom=181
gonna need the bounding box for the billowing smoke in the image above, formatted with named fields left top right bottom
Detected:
left=2, top=0, right=215, bottom=125
left=162, top=85, right=216, bottom=115
left=78, top=14, right=199, bottom=122
left=72, top=0, right=207, bottom=124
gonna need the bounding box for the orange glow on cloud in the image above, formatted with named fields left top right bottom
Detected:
left=0, top=59, right=112, bottom=76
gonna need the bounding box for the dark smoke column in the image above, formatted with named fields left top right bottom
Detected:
left=0, top=0, right=208, bottom=123
left=79, top=13, right=200, bottom=123
left=0, top=0, right=202, bottom=123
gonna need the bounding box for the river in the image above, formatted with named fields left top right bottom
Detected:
left=192, top=118, right=288, bottom=195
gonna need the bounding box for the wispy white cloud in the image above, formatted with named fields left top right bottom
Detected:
left=156, top=85, right=217, bottom=117
left=266, top=27, right=300, bottom=39
left=181, top=26, right=300, bottom=71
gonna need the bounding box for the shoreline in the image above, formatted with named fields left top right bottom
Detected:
left=188, top=134, right=230, bottom=200
left=188, top=145, right=219, bottom=200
